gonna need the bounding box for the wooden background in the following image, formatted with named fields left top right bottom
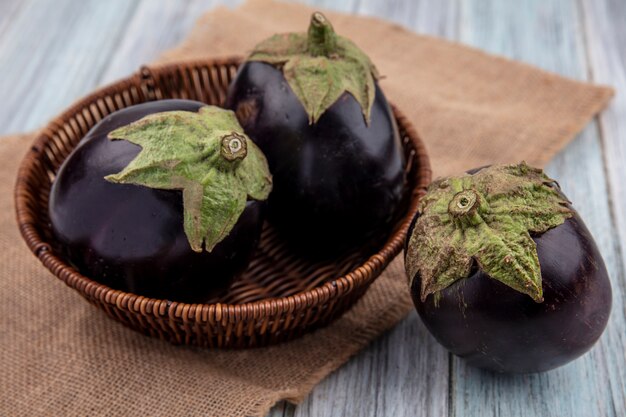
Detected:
left=0, top=0, right=624, bottom=416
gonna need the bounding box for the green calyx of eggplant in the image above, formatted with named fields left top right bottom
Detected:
left=105, top=106, right=272, bottom=253
left=405, top=163, right=573, bottom=303
left=248, top=11, right=378, bottom=124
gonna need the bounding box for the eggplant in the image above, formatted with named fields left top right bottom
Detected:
left=49, top=99, right=272, bottom=303
left=404, top=163, right=612, bottom=373
left=225, top=12, right=406, bottom=255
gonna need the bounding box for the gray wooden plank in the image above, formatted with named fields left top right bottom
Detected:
left=580, top=0, right=626, bottom=410
left=286, top=0, right=358, bottom=14
left=0, top=0, right=140, bottom=135
left=101, top=0, right=247, bottom=84
left=451, top=1, right=626, bottom=416
left=349, top=0, right=459, bottom=39
left=459, top=0, right=588, bottom=80
left=0, top=0, right=24, bottom=39
left=292, top=2, right=459, bottom=417
left=294, top=312, right=449, bottom=417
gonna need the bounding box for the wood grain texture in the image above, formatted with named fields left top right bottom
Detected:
left=350, top=0, right=459, bottom=39
left=0, top=0, right=23, bottom=39
left=294, top=313, right=449, bottom=417
left=452, top=1, right=626, bottom=416
left=0, top=0, right=140, bottom=135
left=100, top=0, right=245, bottom=84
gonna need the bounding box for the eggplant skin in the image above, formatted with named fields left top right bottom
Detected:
left=408, top=212, right=612, bottom=373
left=49, top=100, right=264, bottom=303
left=225, top=61, right=406, bottom=255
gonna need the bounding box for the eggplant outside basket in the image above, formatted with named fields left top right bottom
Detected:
left=14, top=57, right=432, bottom=348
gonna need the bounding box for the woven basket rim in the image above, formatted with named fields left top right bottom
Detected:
left=15, top=57, right=432, bottom=320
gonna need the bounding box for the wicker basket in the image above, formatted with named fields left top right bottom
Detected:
left=15, top=57, right=431, bottom=348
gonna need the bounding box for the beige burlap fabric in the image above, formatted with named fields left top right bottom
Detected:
left=0, top=1, right=613, bottom=416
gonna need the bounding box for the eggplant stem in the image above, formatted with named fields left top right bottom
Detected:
left=307, top=12, right=338, bottom=57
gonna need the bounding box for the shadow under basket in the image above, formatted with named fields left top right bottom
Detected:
left=15, top=57, right=432, bottom=348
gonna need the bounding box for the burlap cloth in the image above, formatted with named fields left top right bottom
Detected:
left=0, top=1, right=613, bottom=416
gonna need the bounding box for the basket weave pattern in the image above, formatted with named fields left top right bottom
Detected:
left=15, top=57, right=431, bottom=348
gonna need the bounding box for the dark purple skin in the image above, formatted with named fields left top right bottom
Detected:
left=225, top=61, right=406, bottom=256
left=405, top=185, right=612, bottom=373
left=49, top=99, right=264, bottom=303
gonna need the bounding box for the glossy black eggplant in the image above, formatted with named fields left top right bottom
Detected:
left=49, top=100, right=266, bottom=303
left=225, top=14, right=406, bottom=256
left=404, top=163, right=612, bottom=373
